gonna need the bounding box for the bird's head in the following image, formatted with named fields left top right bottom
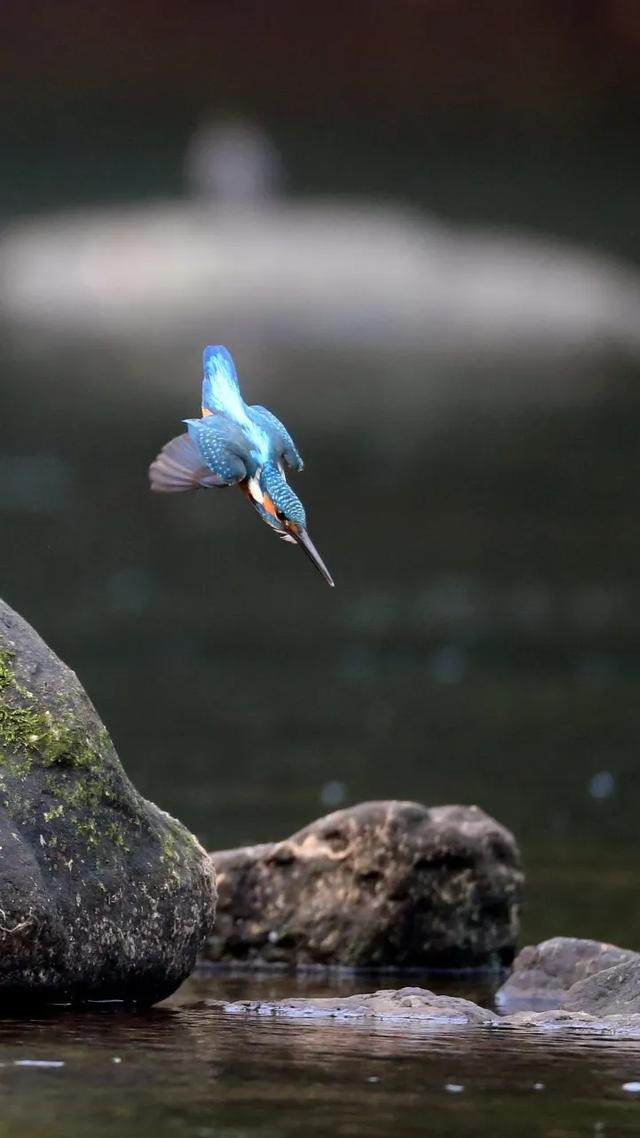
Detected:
left=247, top=462, right=334, bottom=587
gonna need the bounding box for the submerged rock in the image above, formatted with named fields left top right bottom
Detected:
left=496, top=937, right=640, bottom=1010
left=206, top=800, right=522, bottom=969
left=563, top=958, right=640, bottom=1016
left=492, top=1008, right=640, bottom=1038
left=214, top=987, right=640, bottom=1039
left=221, top=986, right=498, bottom=1025
left=0, top=599, right=216, bottom=1004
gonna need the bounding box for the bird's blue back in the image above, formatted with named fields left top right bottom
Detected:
left=193, top=346, right=306, bottom=523
left=198, top=345, right=304, bottom=471
left=201, top=346, right=271, bottom=468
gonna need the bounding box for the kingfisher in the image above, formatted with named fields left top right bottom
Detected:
left=149, top=345, right=334, bottom=586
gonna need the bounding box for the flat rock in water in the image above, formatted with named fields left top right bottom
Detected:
left=0, top=599, right=216, bottom=1005
left=493, top=1009, right=640, bottom=1039
left=215, top=988, right=640, bottom=1039
left=206, top=800, right=523, bottom=969
left=563, top=959, right=640, bottom=1016
left=220, top=986, right=498, bottom=1025
left=496, top=937, right=640, bottom=1010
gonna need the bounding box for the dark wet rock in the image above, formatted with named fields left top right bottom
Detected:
left=219, top=986, right=498, bottom=1024
left=0, top=599, right=216, bottom=1004
left=206, top=800, right=522, bottom=969
left=563, top=958, right=640, bottom=1016
left=496, top=937, right=640, bottom=1010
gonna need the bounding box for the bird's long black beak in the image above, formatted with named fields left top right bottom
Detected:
left=294, top=528, right=335, bottom=587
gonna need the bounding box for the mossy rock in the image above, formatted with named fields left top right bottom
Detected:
left=0, top=599, right=216, bottom=1005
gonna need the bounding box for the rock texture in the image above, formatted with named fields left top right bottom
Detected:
left=214, top=986, right=640, bottom=1038
left=492, top=1008, right=640, bottom=1038
left=221, top=986, right=498, bottom=1024
left=206, top=800, right=522, bottom=969
left=0, top=599, right=216, bottom=1004
left=496, top=937, right=640, bottom=1010
left=563, top=959, right=640, bottom=1016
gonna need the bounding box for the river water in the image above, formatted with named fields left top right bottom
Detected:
left=1, top=971, right=640, bottom=1137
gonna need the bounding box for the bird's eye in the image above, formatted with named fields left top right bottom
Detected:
left=275, top=508, right=286, bottom=523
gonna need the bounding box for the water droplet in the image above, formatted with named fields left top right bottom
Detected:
left=320, top=781, right=347, bottom=808
left=589, top=771, right=615, bottom=800
left=0, top=455, right=73, bottom=513
left=429, top=645, right=467, bottom=684
left=338, top=643, right=376, bottom=681
left=445, top=1083, right=464, bottom=1093
left=106, top=567, right=152, bottom=615
left=622, top=1081, right=640, bottom=1093
left=575, top=653, right=618, bottom=686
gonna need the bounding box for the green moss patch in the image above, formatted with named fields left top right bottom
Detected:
left=0, top=648, right=109, bottom=770
left=0, top=642, right=200, bottom=878
left=0, top=647, right=130, bottom=850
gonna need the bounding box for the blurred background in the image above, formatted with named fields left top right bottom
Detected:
left=1, top=0, right=639, bottom=947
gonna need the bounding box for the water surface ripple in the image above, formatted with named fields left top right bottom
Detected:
left=0, top=974, right=639, bottom=1137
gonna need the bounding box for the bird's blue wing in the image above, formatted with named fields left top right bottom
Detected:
left=201, top=345, right=246, bottom=421
left=185, top=416, right=248, bottom=484
left=248, top=405, right=304, bottom=471
left=149, top=430, right=238, bottom=492
left=149, top=416, right=248, bottom=493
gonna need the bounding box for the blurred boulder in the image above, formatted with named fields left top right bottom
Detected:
left=185, top=115, right=284, bottom=205
left=563, top=958, right=640, bottom=1016
left=4, top=203, right=640, bottom=367
left=0, top=598, right=216, bottom=1005
left=206, top=800, right=522, bottom=969
left=496, top=936, right=640, bottom=1010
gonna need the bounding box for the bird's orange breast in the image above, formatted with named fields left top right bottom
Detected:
left=261, top=491, right=278, bottom=518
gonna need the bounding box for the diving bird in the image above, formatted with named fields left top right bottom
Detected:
left=149, top=346, right=334, bottom=586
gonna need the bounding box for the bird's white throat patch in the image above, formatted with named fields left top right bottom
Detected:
left=247, top=474, right=264, bottom=504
